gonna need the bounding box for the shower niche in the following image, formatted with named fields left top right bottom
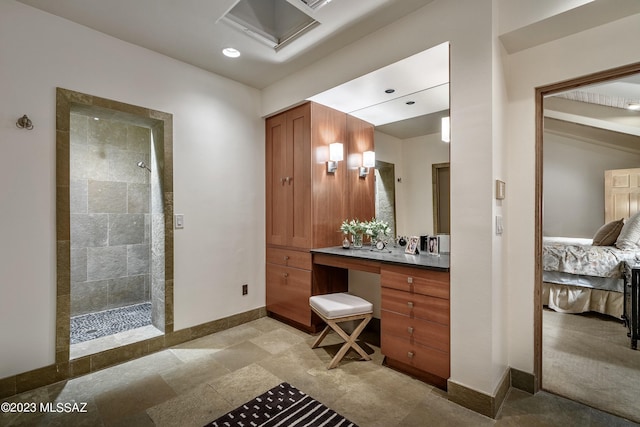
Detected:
left=56, top=88, right=173, bottom=359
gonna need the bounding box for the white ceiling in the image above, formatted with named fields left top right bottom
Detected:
left=16, top=0, right=433, bottom=89
left=16, top=0, right=639, bottom=141
left=546, top=74, right=640, bottom=140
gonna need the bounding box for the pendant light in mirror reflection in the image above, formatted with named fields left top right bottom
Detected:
left=359, top=151, right=375, bottom=178
left=327, top=142, right=343, bottom=173
left=441, top=116, right=450, bottom=143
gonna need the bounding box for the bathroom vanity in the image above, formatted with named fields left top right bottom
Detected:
left=311, top=246, right=450, bottom=389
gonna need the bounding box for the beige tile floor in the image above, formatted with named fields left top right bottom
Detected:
left=2, top=316, right=638, bottom=426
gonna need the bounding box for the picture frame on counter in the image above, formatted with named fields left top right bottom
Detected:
left=405, top=236, right=420, bottom=254
left=427, top=236, right=439, bottom=255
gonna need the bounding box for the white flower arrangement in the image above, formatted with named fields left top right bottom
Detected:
left=340, top=218, right=390, bottom=238
left=364, top=218, right=391, bottom=239
left=340, top=219, right=368, bottom=235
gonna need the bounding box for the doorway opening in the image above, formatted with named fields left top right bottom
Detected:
left=56, top=88, right=174, bottom=362
left=535, top=63, right=640, bottom=421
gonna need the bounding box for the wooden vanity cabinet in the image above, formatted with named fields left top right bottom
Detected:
left=380, top=264, right=450, bottom=389
left=265, top=102, right=374, bottom=330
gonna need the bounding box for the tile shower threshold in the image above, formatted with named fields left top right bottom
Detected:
left=70, top=325, right=163, bottom=360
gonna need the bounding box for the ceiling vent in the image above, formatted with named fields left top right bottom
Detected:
left=220, top=0, right=320, bottom=51
left=297, top=0, right=332, bottom=11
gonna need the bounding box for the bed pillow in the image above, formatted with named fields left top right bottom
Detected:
left=592, top=219, right=624, bottom=246
left=616, top=213, right=640, bottom=249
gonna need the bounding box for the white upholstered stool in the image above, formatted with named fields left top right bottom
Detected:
left=309, top=293, right=373, bottom=369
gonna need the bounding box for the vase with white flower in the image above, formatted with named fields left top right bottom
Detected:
left=340, top=219, right=367, bottom=249
left=364, top=218, right=392, bottom=249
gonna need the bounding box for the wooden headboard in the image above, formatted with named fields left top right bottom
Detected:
left=605, top=168, right=640, bottom=223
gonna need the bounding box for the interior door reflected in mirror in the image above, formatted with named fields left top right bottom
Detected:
left=308, top=42, right=450, bottom=242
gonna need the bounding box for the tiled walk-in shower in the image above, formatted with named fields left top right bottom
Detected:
left=69, top=111, right=165, bottom=352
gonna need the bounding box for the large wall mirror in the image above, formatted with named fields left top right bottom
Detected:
left=309, top=42, right=450, bottom=246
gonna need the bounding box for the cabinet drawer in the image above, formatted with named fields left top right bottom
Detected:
left=266, top=263, right=312, bottom=326
left=267, top=247, right=312, bottom=270
left=381, top=333, right=449, bottom=379
left=382, top=310, right=449, bottom=353
left=381, top=287, right=449, bottom=326
left=381, top=265, right=449, bottom=299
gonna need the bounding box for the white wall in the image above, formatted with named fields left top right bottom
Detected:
left=401, top=133, right=450, bottom=237
left=0, top=1, right=264, bottom=378
left=504, top=12, right=640, bottom=373
left=263, top=0, right=504, bottom=394
left=375, top=130, right=450, bottom=237
left=544, top=133, right=640, bottom=238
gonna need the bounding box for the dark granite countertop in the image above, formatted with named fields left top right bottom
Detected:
left=311, top=245, right=450, bottom=271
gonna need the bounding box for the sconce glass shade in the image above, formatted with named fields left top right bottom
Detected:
left=327, top=142, right=343, bottom=173
left=329, top=142, right=344, bottom=161
left=359, top=151, right=375, bottom=178
left=441, top=116, right=450, bottom=143
left=362, top=151, right=375, bottom=168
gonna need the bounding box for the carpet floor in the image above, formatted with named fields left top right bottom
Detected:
left=543, top=308, right=640, bottom=423
left=70, top=302, right=152, bottom=344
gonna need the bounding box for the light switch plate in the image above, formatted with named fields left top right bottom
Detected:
left=175, top=214, right=184, bottom=229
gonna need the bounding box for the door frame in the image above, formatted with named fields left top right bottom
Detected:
left=533, top=62, right=640, bottom=392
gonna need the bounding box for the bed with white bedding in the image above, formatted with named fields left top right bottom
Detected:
left=542, top=236, right=639, bottom=318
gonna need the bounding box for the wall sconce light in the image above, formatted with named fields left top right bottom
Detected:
left=327, top=142, right=343, bottom=173
left=441, top=116, right=450, bottom=143
left=16, top=114, right=34, bottom=130
left=359, top=151, right=375, bottom=178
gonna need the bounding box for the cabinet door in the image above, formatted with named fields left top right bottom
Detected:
left=266, top=113, right=289, bottom=246
left=266, top=263, right=312, bottom=326
left=288, top=104, right=312, bottom=249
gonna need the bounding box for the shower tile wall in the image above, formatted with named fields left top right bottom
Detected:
left=70, top=114, right=151, bottom=316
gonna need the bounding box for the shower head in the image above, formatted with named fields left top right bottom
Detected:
left=136, top=161, right=151, bottom=172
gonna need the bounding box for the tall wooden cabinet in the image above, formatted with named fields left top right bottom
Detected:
left=265, top=102, right=374, bottom=330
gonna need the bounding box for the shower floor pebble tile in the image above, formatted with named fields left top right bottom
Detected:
left=70, top=302, right=152, bottom=344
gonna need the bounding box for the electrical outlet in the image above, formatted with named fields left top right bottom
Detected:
left=242, top=284, right=248, bottom=295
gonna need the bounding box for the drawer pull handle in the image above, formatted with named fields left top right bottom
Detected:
left=407, top=301, right=414, bottom=309
left=407, top=326, right=414, bottom=335
left=407, top=351, right=415, bottom=359
left=407, top=277, right=413, bottom=284
left=284, top=256, right=290, bottom=261
left=283, top=273, right=289, bottom=278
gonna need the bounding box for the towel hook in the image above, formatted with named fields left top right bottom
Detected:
left=16, top=114, right=34, bottom=130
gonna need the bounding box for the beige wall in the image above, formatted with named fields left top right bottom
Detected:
left=543, top=132, right=640, bottom=238
left=504, top=12, right=640, bottom=374
left=0, top=1, right=264, bottom=378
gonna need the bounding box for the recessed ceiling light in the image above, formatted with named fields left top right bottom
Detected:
left=406, top=101, right=415, bottom=105
left=222, top=48, right=241, bottom=58
left=385, top=89, right=395, bottom=94
left=627, top=102, right=640, bottom=111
